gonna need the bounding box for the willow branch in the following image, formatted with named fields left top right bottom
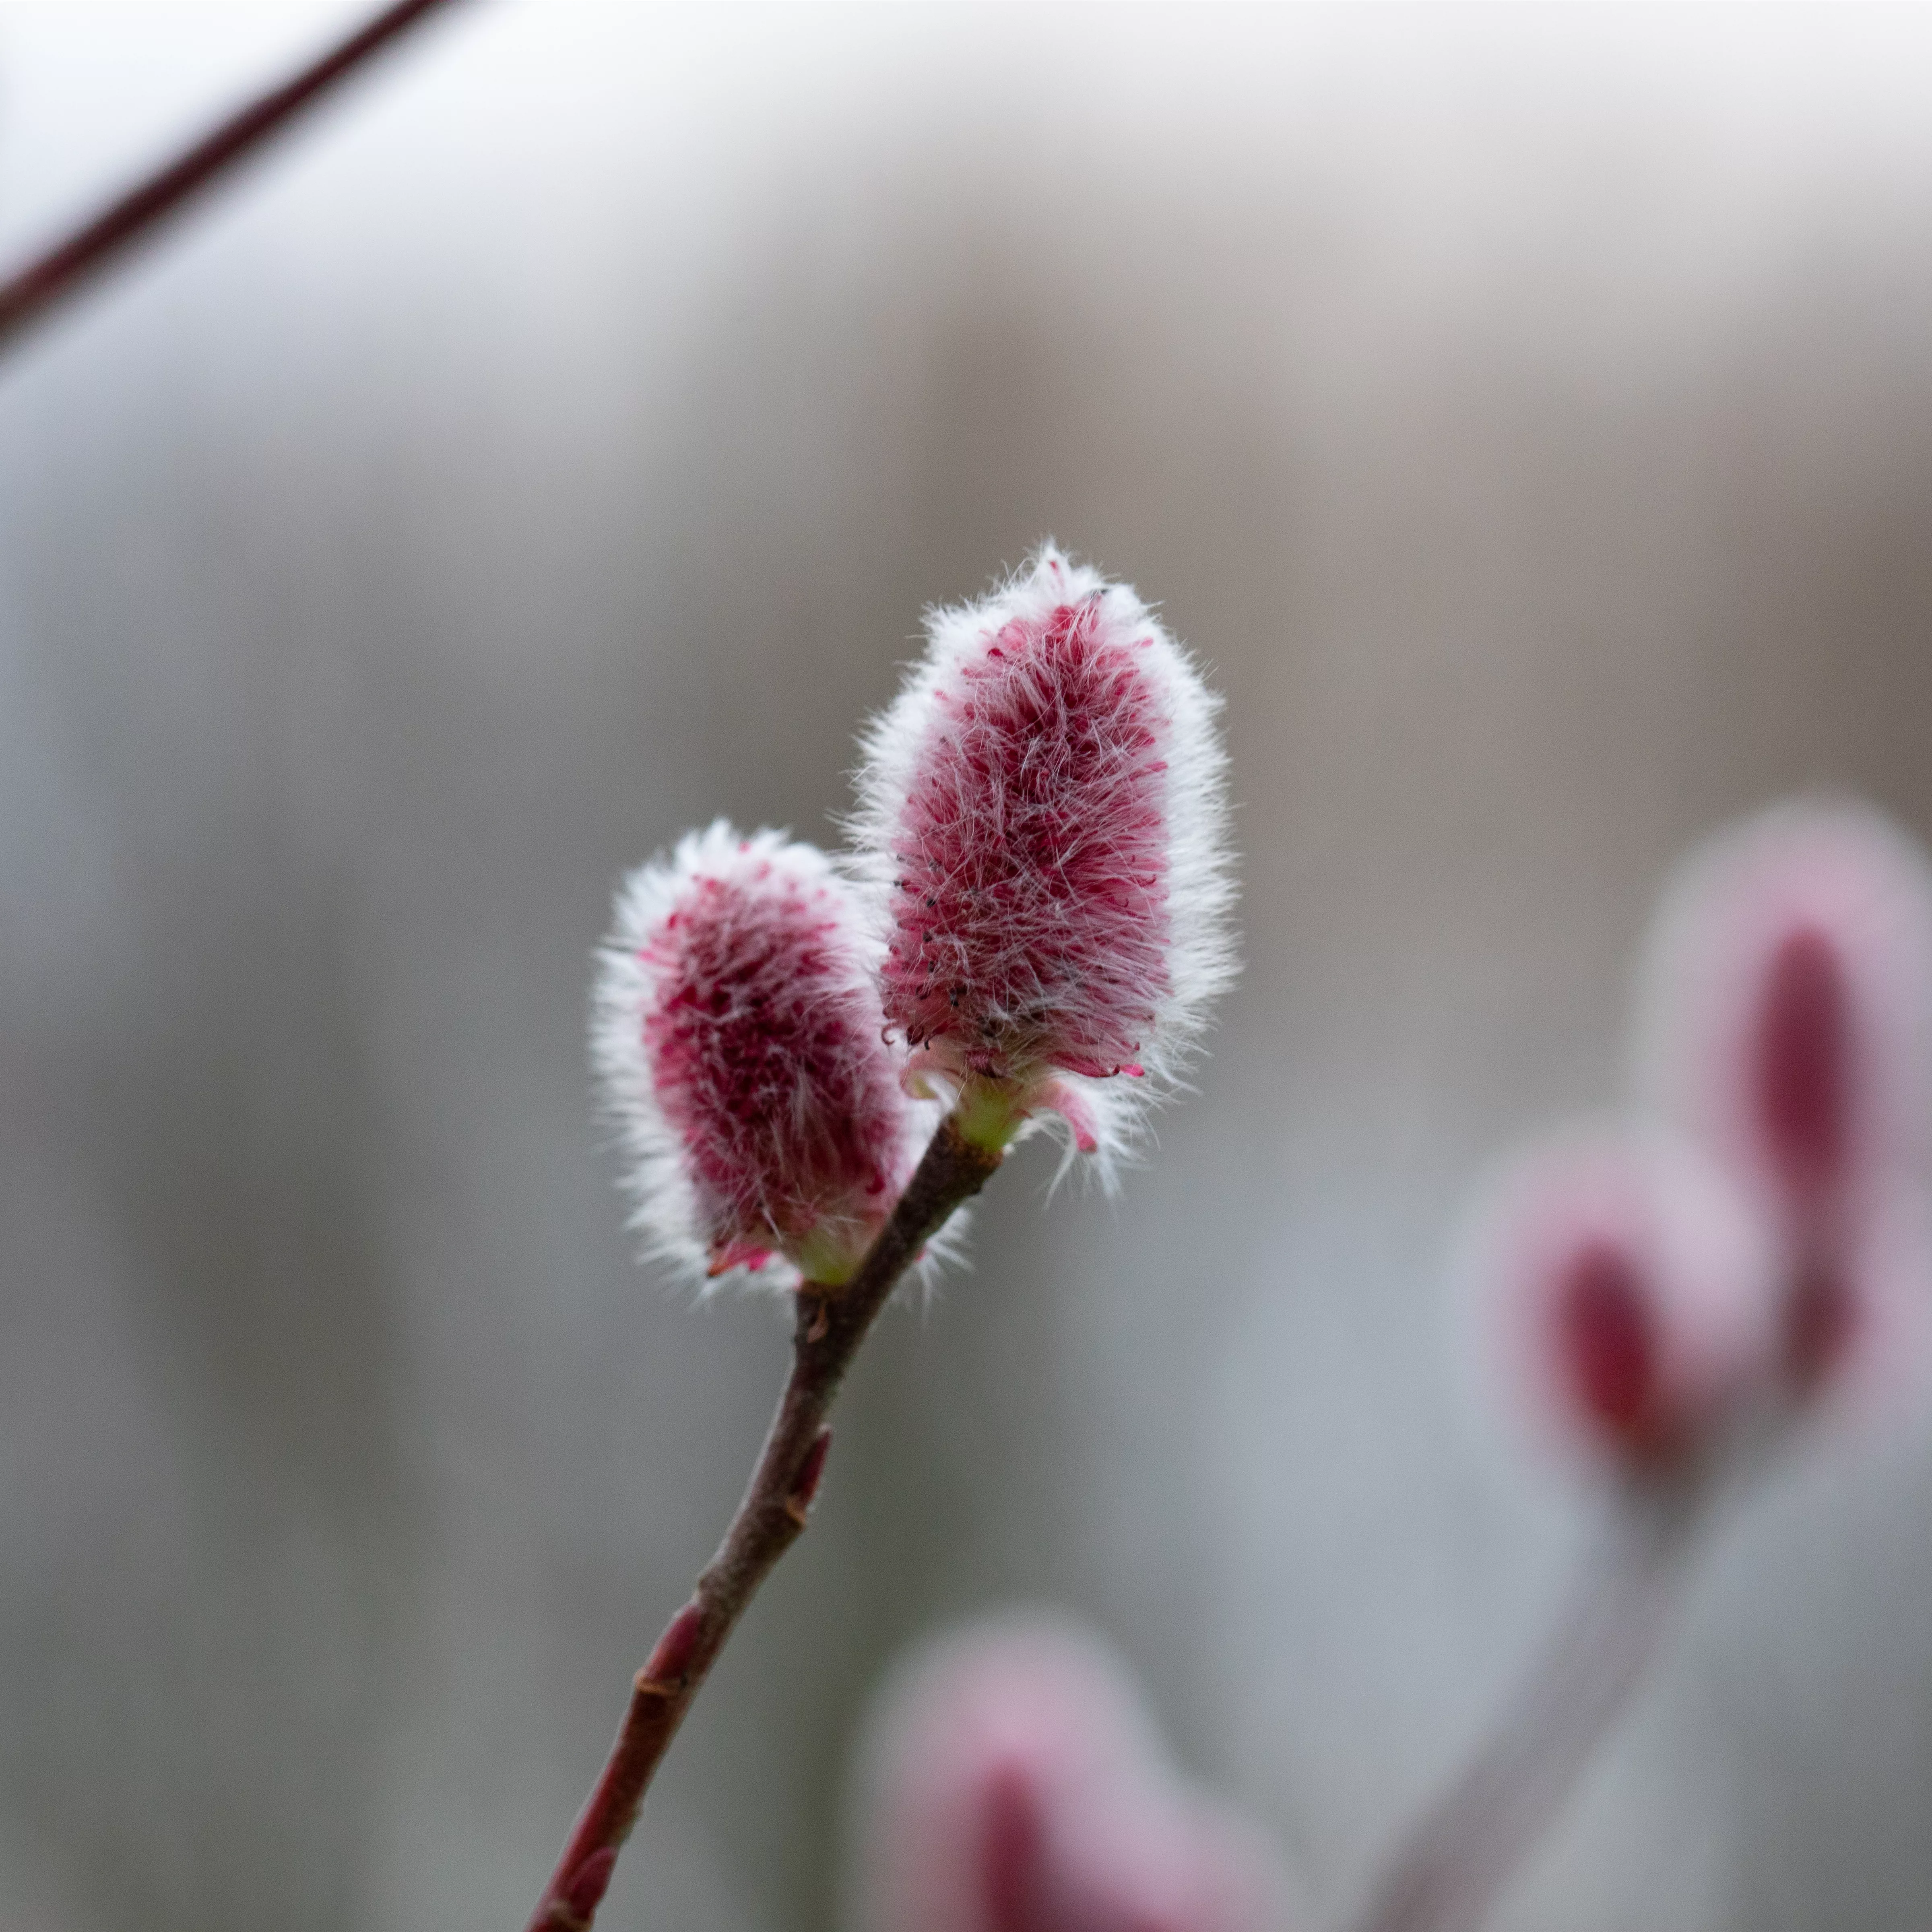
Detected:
left=0, top=0, right=475, bottom=358
left=523, top=1115, right=1005, bottom=1932
left=1351, top=1486, right=1701, bottom=1932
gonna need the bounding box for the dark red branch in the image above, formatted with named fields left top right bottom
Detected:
left=524, top=1116, right=1005, bottom=1932
left=0, top=0, right=475, bottom=357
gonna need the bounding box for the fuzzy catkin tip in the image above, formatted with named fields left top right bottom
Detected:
left=850, top=543, right=1237, bottom=1177
left=592, top=822, right=927, bottom=1291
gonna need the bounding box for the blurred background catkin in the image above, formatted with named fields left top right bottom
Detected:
left=4, top=6, right=1932, bottom=1930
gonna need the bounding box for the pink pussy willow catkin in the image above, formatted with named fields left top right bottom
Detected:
left=1476, top=1127, right=1777, bottom=1476
left=852, top=545, right=1236, bottom=1166
left=594, top=822, right=922, bottom=1289
left=850, top=1617, right=1290, bottom=1932
left=1637, top=800, right=1932, bottom=1403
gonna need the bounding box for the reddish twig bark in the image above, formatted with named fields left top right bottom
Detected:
left=1351, top=1486, right=1700, bottom=1932
left=0, top=0, right=475, bottom=357
left=524, top=1115, right=1005, bottom=1932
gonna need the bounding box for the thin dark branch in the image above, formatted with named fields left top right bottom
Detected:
left=523, top=1115, right=1005, bottom=1932
left=0, top=0, right=477, bottom=357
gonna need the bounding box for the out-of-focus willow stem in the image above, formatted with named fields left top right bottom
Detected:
left=1352, top=1486, right=1701, bottom=1932
left=522, top=1115, right=1004, bottom=1932
left=0, top=0, right=476, bottom=358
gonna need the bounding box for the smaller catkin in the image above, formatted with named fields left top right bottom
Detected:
left=594, top=822, right=925, bottom=1290
left=849, top=1616, right=1289, bottom=1932
left=1473, top=1126, right=1778, bottom=1476
left=1636, top=799, right=1932, bottom=1402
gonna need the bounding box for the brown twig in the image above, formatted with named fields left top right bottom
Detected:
left=1351, top=1485, right=1700, bottom=1932
left=524, top=1115, right=1005, bottom=1932
left=0, top=0, right=476, bottom=358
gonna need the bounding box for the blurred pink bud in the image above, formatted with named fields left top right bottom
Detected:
left=593, top=822, right=925, bottom=1289
left=852, top=544, right=1236, bottom=1168
left=1475, top=1128, right=1778, bottom=1474
left=850, top=1617, right=1291, bottom=1932
left=1639, top=799, right=1932, bottom=1221
left=1637, top=800, right=1932, bottom=1398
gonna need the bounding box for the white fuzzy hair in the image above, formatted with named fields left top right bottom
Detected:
left=847, top=542, right=1239, bottom=1181
left=593, top=820, right=942, bottom=1293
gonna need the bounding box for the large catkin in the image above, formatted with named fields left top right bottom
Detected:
left=851, top=544, right=1237, bottom=1174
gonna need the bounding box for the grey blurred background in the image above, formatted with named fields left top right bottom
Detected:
left=4, top=5, right=1932, bottom=1929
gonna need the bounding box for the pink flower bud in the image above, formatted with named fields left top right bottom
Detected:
left=1636, top=801, right=1932, bottom=1399
left=850, top=1618, right=1290, bottom=1932
left=1474, top=1128, right=1778, bottom=1474
left=593, top=822, right=925, bottom=1289
left=851, top=545, right=1236, bottom=1167
left=1638, top=800, right=1932, bottom=1223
